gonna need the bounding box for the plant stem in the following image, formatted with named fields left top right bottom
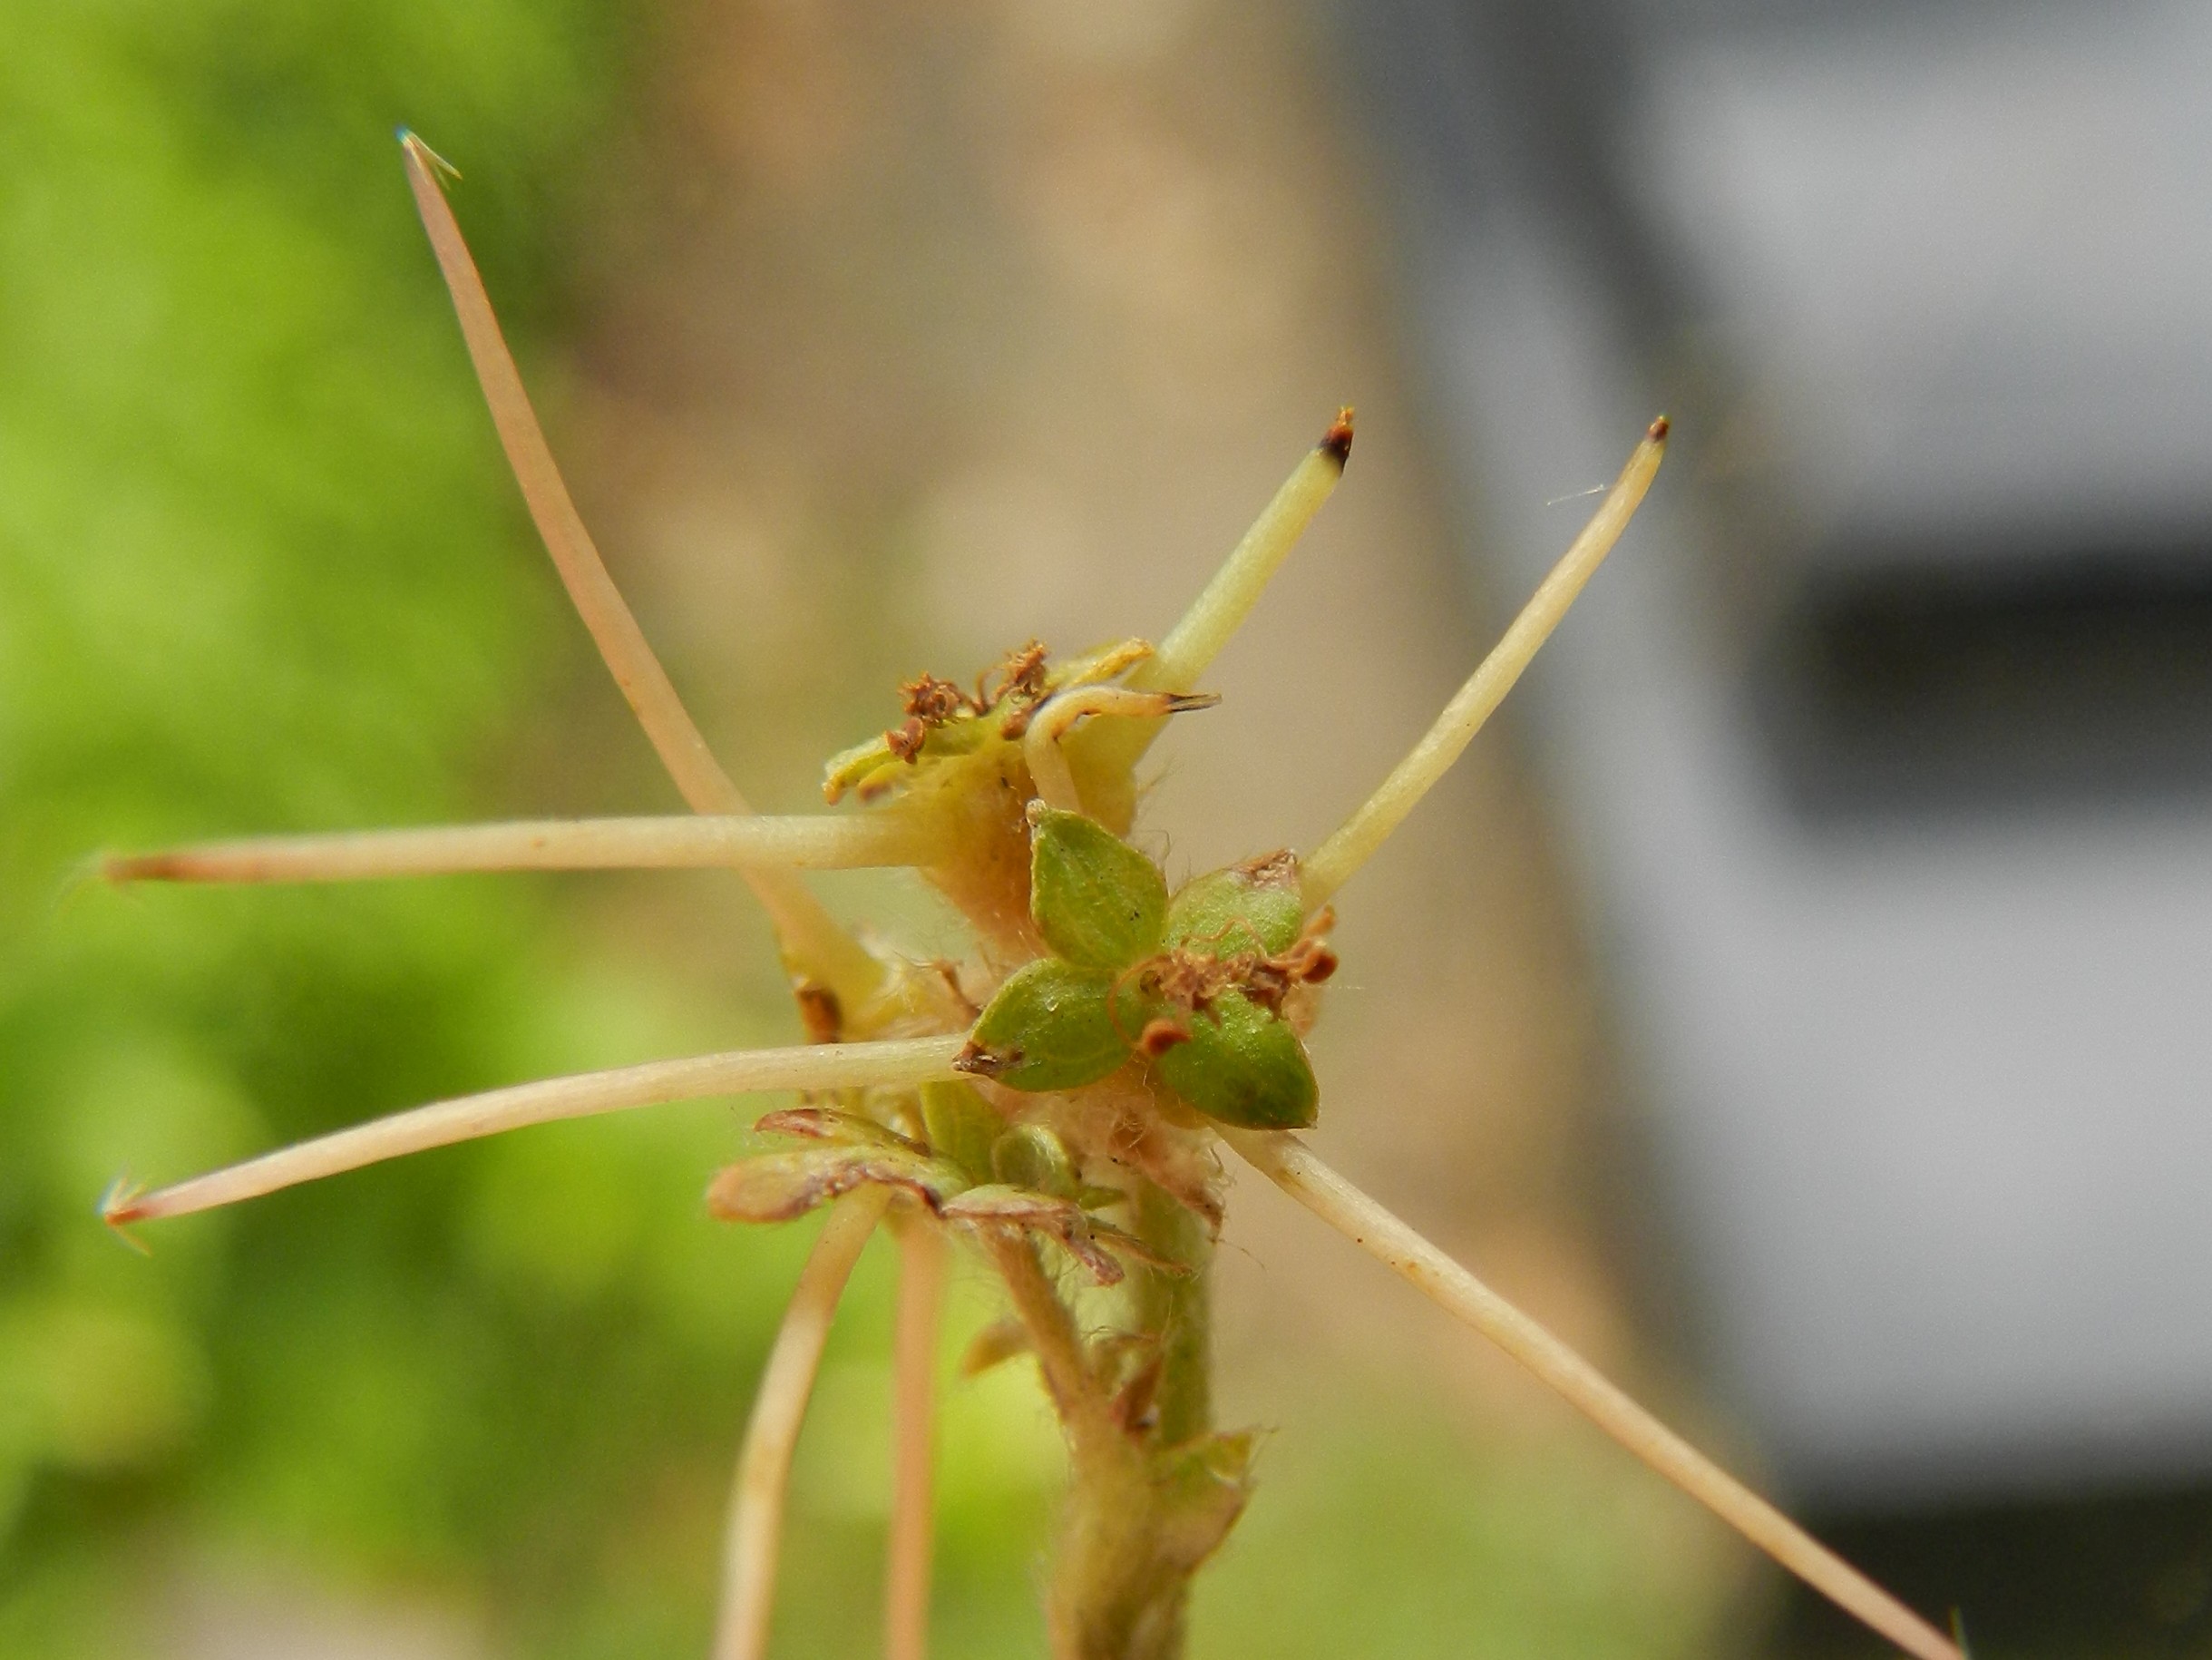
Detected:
left=988, top=1235, right=1117, bottom=1463
left=1130, top=1181, right=1212, bottom=1449
left=717, top=1189, right=891, bottom=1660
left=1071, top=413, right=1352, bottom=794
left=886, top=1216, right=948, bottom=1660
left=1135, top=412, right=1351, bottom=697
left=399, top=133, right=882, bottom=1004
left=989, top=1180, right=1228, bottom=1660
left=106, top=1034, right=970, bottom=1225
left=1225, top=1127, right=1963, bottom=1660
left=105, top=811, right=947, bottom=885
left=1301, top=417, right=1666, bottom=908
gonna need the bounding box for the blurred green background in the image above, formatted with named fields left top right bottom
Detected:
left=0, top=2, right=1736, bottom=1655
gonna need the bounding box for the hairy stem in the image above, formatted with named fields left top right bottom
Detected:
left=993, top=1234, right=1156, bottom=1660
left=988, top=1234, right=1118, bottom=1463
left=1225, top=1128, right=1962, bottom=1660
left=988, top=1186, right=1229, bottom=1660
left=104, top=811, right=948, bottom=886
left=105, top=1034, right=970, bottom=1225
left=399, top=133, right=880, bottom=1003
left=1130, top=1180, right=1213, bottom=1449
left=716, top=1189, right=892, bottom=1660
left=886, top=1216, right=948, bottom=1660
left=1301, top=417, right=1667, bottom=907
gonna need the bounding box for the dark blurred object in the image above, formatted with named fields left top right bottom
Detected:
left=1778, top=1482, right=2212, bottom=1659
left=1336, top=0, right=2212, bottom=1645
left=1762, top=552, right=2212, bottom=816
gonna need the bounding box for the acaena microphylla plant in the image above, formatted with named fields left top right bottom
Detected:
left=97, top=135, right=1964, bottom=1660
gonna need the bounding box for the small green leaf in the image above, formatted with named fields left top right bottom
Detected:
left=920, top=1080, right=1002, bottom=1183
left=1151, top=990, right=1318, bottom=1129
left=990, top=1122, right=1079, bottom=1199
left=960, top=959, right=1130, bottom=1092
left=1164, top=853, right=1303, bottom=956
left=1153, top=1429, right=1258, bottom=1568
left=1029, top=806, right=1167, bottom=970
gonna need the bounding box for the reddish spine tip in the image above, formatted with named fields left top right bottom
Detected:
left=1319, top=406, right=1355, bottom=466
left=104, top=854, right=177, bottom=883
left=1647, top=415, right=1671, bottom=443
left=951, top=1043, right=1009, bottom=1079
left=99, top=1177, right=153, bottom=1236
left=1137, top=1019, right=1192, bottom=1059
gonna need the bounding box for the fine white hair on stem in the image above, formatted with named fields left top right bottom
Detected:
left=885, top=1216, right=948, bottom=1660
left=397, top=132, right=878, bottom=1002
left=1223, top=1127, right=1964, bottom=1660
left=105, top=811, right=948, bottom=887
left=1023, top=686, right=1219, bottom=815
left=716, top=1188, right=892, bottom=1660
left=104, top=1034, right=970, bottom=1227
left=1299, top=418, right=1669, bottom=909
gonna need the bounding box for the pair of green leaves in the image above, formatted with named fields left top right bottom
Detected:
left=958, top=807, right=1319, bottom=1129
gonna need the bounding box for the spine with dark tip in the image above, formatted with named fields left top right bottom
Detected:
left=1320, top=406, right=1356, bottom=467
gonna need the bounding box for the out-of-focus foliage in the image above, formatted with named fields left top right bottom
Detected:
left=0, top=2, right=864, bottom=1652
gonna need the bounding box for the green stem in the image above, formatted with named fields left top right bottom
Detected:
left=996, top=1180, right=1233, bottom=1660
left=1132, top=1180, right=1213, bottom=1449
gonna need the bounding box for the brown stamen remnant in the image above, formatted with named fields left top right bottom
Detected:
left=982, top=640, right=1050, bottom=711
left=1137, top=1019, right=1192, bottom=1059
left=883, top=645, right=1057, bottom=760
left=885, top=718, right=931, bottom=764
left=1125, top=912, right=1340, bottom=1028
left=1319, top=405, right=1356, bottom=468
left=886, top=673, right=973, bottom=762
left=951, top=1043, right=1015, bottom=1080
left=795, top=982, right=842, bottom=1045
left=902, top=674, right=970, bottom=724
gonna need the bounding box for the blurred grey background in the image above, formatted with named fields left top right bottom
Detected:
left=1340, top=0, right=2212, bottom=1651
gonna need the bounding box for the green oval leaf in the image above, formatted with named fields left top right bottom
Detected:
left=1029, top=806, right=1167, bottom=970
left=920, top=1080, right=1003, bottom=1183
left=1152, top=990, right=1318, bottom=1129
left=1164, top=852, right=1303, bottom=956
left=960, top=958, right=1131, bottom=1093
left=990, top=1121, right=1080, bottom=1199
